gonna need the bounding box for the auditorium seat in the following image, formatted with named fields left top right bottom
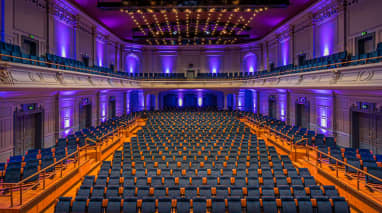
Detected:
left=315, top=196, right=333, bottom=213
left=88, top=197, right=104, bottom=213
left=176, top=198, right=191, bottom=213
left=55, top=197, right=72, bottom=213
left=262, top=197, right=278, bottom=213
left=193, top=198, right=207, bottom=213
left=331, top=197, right=350, bottom=213
left=211, top=197, right=226, bottom=213
left=106, top=197, right=122, bottom=213
left=123, top=198, right=138, bottom=213
left=281, top=196, right=298, bottom=213
left=297, top=197, right=314, bottom=213
left=71, top=197, right=87, bottom=213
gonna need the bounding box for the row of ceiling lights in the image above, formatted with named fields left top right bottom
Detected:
left=121, top=7, right=268, bottom=45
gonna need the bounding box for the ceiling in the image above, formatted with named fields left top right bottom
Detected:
left=69, top=0, right=317, bottom=46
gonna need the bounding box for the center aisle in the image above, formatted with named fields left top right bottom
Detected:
left=54, top=111, right=350, bottom=213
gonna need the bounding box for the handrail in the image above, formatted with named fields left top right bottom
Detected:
left=245, top=116, right=382, bottom=193
left=307, top=145, right=382, bottom=189
left=1, top=53, right=382, bottom=81
left=0, top=118, right=138, bottom=207
left=0, top=145, right=86, bottom=207
left=0, top=53, right=123, bottom=78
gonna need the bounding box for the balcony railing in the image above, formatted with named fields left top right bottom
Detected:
left=1, top=53, right=382, bottom=81
left=245, top=117, right=382, bottom=205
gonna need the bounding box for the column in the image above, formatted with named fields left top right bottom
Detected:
left=289, top=25, right=295, bottom=65
left=114, top=43, right=118, bottom=72
left=265, top=41, right=270, bottom=71
left=224, top=93, right=228, bottom=110
left=91, top=26, right=96, bottom=66
left=286, top=91, right=291, bottom=125
left=260, top=43, right=265, bottom=70
left=155, top=92, right=160, bottom=111
left=311, top=14, right=316, bottom=58
left=74, top=15, right=80, bottom=60
left=119, top=44, right=124, bottom=72
left=275, top=34, right=280, bottom=67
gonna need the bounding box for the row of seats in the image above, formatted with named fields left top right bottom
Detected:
left=55, top=196, right=349, bottom=213
left=0, top=114, right=138, bottom=183
left=80, top=175, right=318, bottom=188
left=55, top=111, right=350, bottom=213
left=2, top=40, right=382, bottom=81
left=73, top=184, right=338, bottom=199
left=245, top=111, right=382, bottom=184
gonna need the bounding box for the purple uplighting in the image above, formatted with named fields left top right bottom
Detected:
left=208, top=55, right=221, bottom=73
left=161, top=55, right=176, bottom=73
left=280, top=39, right=289, bottom=66
left=319, top=21, right=335, bottom=57
left=126, top=53, right=139, bottom=73
left=60, top=96, right=74, bottom=137
left=55, top=20, right=74, bottom=58
left=243, top=53, right=257, bottom=72
left=278, top=93, right=287, bottom=121
left=97, top=41, right=104, bottom=66
left=178, top=93, right=183, bottom=107
left=316, top=96, right=332, bottom=135
left=100, top=93, right=108, bottom=122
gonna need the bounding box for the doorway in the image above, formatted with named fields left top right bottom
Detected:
left=295, top=98, right=310, bottom=128
left=21, top=36, right=38, bottom=56
left=108, top=96, right=116, bottom=119
left=268, top=96, right=276, bottom=118
left=14, top=104, right=43, bottom=155
left=351, top=103, right=382, bottom=154
left=79, top=98, right=92, bottom=129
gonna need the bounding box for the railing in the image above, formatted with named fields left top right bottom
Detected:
left=0, top=145, right=88, bottom=207
left=245, top=116, right=382, bottom=202
left=0, top=118, right=139, bottom=207
left=0, top=53, right=124, bottom=79
left=1, top=53, right=382, bottom=81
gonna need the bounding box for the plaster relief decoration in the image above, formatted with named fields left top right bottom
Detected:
left=56, top=72, right=64, bottom=84
left=329, top=70, right=341, bottom=84
left=358, top=70, right=374, bottom=81
left=297, top=75, right=304, bottom=84
left=0, top=66, right=13, bottom=84
left=88, top=76, right=94, bottom=85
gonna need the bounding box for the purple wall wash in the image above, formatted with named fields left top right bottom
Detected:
left=280, top=39, right=289, bottom=66
left=97, top=41, right=104, bottom=67
left=316, top=96, right=332, bottom=134
left=178, top=92, right=183, bottom=107
left=252, top=90, right=257, bottom=113
left=243, top=53, right=257, bottom=73
left=278, top=93, right=287, bottom=121
left=59, top=96, right=75, bottom=137
left=126, top=53, right=140, bottom=73
left=126, top=91, right=131, bottom=114
left=55, top=19, right=74, bottom=58
left=99, top=91, right=108, bottom=122
left=318, top=20, right=335, bottom=56
left=208, top=55, right=221, bottom=73
left=161, top=55, right=176, bottom=73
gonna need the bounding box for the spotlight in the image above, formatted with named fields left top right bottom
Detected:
left=205, top=30, right=210, bottom=35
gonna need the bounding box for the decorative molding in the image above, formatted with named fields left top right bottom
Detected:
left=0, top=66, right=13, bottom=85
left=2, top=62, right=382, bottom=90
